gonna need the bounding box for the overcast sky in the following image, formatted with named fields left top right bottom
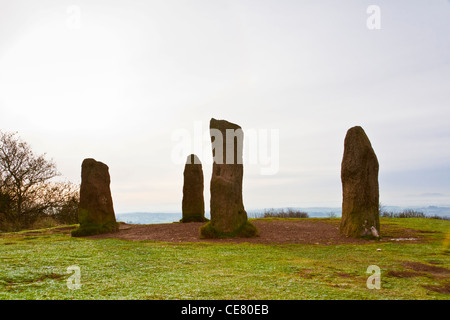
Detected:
left=0, top=0, right=449, bottom=213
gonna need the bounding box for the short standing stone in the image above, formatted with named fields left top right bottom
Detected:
left=199, top=118, right=258, bottom=238
left=340, top=126, right=380, bottom=239
left=181, top=154, right=207, bottom=222
left=71, top=158, right=119, bottom=237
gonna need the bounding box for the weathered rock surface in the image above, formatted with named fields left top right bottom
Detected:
left=181, top=154, right=207, bottom=223
left=200, top=118, right=258, bottom=238
left=340, top=126, right=380, bottom=238
left=71, top=158, right=119, bottom=237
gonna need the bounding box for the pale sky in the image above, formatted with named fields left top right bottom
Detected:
left=0, top=0, right=449, bottom=213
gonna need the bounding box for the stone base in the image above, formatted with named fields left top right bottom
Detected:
left=71, top=221, right=119, bottom=237
left=199, top=221, right=258, bottom=239
left=71, top=208, right=119, bottom=237
left=180, top=216, right=209, bottom=223
left=339, top=207, right=380, bottom=239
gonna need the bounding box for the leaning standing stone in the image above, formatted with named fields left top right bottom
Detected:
left=181, top=154, right=207, bottom=222
left=71, top=158, right=119, bottom=237
left=200, top=118, right=258, bottom=238
left=340, top=126, right=380, bottom=239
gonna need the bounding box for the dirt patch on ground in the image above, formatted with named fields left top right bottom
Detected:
left=82, top=219, right=429, bottom=245
left=386, top=261, right=450, bottom=294
left=403, top=262, right=450, bottom=277
left=422, top=283, right=450, bottom=295
left=296, top=269, right=315, bottom=279
left=387, top=270, right=425, bottom=278
left=336, top=272, right=354, bottom=278
left=386, top=262, right=450, bottom=279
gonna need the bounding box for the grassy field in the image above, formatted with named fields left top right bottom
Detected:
left=0, top=218, right=449, bottom=300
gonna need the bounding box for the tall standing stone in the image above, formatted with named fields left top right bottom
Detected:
left=340, top=126, right=380, bottom=238
left=200, top=118, right=258, bottom=238
left=71, top=158, right=119, bottom=237
left=181, top=154, right=207, bottom=223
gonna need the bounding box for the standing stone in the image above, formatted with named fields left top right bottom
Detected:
left=71, top=158, right=119, bottom=237
left=200, top=118, right=258, bottom=238
left=340, top=126, right=380, bottom=239
left=181, top=154, right=207, bottom=223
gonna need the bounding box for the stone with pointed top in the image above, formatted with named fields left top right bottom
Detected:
left=181, top=154, right=207, bottom=223
left=71, top=158, right=119, bottom=237
left=340, top=126, right=380, bottom=239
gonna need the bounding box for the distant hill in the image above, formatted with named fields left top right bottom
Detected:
left=116, top=212, right=182, bottom=224
left=248, top=206, right=450, bottom=219
left=246, top=207, right=342, bottom=218
left=381, top=205, right=450, bottom=218
left=116, top=206, right=450, bottom=224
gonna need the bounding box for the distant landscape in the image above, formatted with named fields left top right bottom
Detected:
left=116, top=206, right=450, bottom=224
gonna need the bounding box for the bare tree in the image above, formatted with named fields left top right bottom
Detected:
left=33, top=181, right=80, bottom=224
left=0, top=130, right=60, bottom=228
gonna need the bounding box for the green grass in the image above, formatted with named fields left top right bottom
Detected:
left=0, top=218, right=449, bottom=300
